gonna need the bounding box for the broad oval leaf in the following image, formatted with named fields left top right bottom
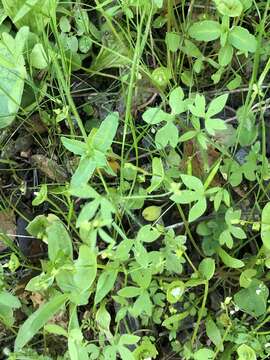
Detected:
left=189, top=21, right=221, bottom=41
left=234, top=279, right=269, bottom=317
left=15, top=294, right=68, bottom=351
left=229, top=26, right=257, bottom=53
left=46, top=216, right=73, bottom=262
left=214, top=0, right=243, bottom=17
left=199, top=258, right=215, bottom=280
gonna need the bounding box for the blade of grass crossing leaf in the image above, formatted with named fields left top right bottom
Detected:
left=15, top=294, right=68, bottom=351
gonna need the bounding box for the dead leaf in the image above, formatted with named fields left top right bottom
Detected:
left=0, top=209, right=16, bottom=251
left=31, top=154, right=68, bottom=182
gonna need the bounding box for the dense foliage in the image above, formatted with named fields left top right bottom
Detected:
left=1, top=0, right=270, bottom=359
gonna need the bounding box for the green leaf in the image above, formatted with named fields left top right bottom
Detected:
left=194, top=348, right=215, bottom=360
left=189, top=94, right=206, bottom=117
left=32, top=184, right=47, bottom=206
left=240, top=269, right=257, bottom=288
left=30, top=43, right=48, bottom=69
left=214, top=0, right=243, bottom=17
left=206, top=317, right=223, bottom=351
left=0, top=28, right=27, bottom=129
left=137, top=225, right=160, bottom=243
left=166, top=280, right=185, bottom=303
left=230, top=226, right=246, bottom=239
left=237, top=344, right=256, bottom=360
left=181, top=174, right=204, bottom=191
left=218, top=44, right=233, bottom=67
left=189, top=21, right=221, bottom=41
left=227, top=74, right=242, bottom=90
left=147, top=157, right=164, bottom=193
left=61, top=137, right=87, bottom=156
left=94, top=267, right=118, bottom=305
left=205, top=118, right=227, bottom=135
left=165, top=32, right=180, bottom=52
left=199, top=258, right=215, bottom=280
left=2, top=0, right=53, bottom=33
left=171, top=190, right=199, bottom=204
left=119, top=334, right=140, bottom=345
left=169, top=87, right=185, bottom=114
left=73, top=245, right=97, bottom=291
left=234, top=279, right=269, bottom=317
left=92, top=112, right=119, bottom=153
left=76, top=199, right=100, bottom=227
left=46, top=217, right=73, bottom=262
left=15, top=294, right=68, bottom=351
left=142, top=206, right=162, bottom=222
left=0, top=291, right=21, bottom=309
left=189, top=198, right=207, bottom=222
left=217, top=247, right=244, bottom=268
left=155, top=121, right=179, bottom=148
left=179, top=130, right=197, bottom=142
left=70, top=156, right=96, bottom=188
left=142, top=107, right=173, bottom=125
left=261, top=202, right=270, bottom=250
left=118, top=346, right=134, bottom=360
left=207, top=94, right=229, bottom=118
left=44, top=324, right=68, bottom=337
left=118, top=286, right=142, bottom=298
left=229, top=26, right=257, bottom=53
left=183, top=39, right=203, bottom=58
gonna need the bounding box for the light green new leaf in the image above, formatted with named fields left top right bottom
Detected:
left=181, top=174, right=204, bottom=191
left=61, top=137, right=87, bottom=156
left=237, top=344, right=256, bottom=360
left=32, top=184, right=47, bottom=206
left=218, top=44, right=233, bottom=67
left=92, top=112, right=119, bottom=153
left=206, top=317, right=223, bottom=351
left=155, top=121, right=179, bottom=148
left=0, top=291, right=21, bottom=309
left=46, top=217, right=73, bottom=262
left=189, top=21, right=221, bottom=41
left=217, top=247, right=244, bottom=268
left=189, top=198, right=207, bottom=222
left=165, top=32, right=180, bottom=52
left=169, top=87, right=186, bottom=114
left=94, top=267, right=118, bottom=305
left=261, top=202, right=270, bottom=250
left=15, top=294, right=68, bottom=351
left=205, top=118, right=227, bottom=135
left=142, top=107, right=173, bottom=125
left=2, top=0, right=53, bottom=33
left=229, top=26, right=257, bottom=53
left=214, top=0, right=243, bottom=17
left=0, top=28, right=27, bottom=129
left=73, top=245, right=97, bottom=293
left=30, top=43, right=48, bottom=69
left=70, top=156, right=96, bottom=188
left=206, top=94, right=229, bottom=118
left=199, top=258, right=215, bottom=280
left=194, top=348, right=215, bottom=360
left=147, top=157, right=164, bottom=193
